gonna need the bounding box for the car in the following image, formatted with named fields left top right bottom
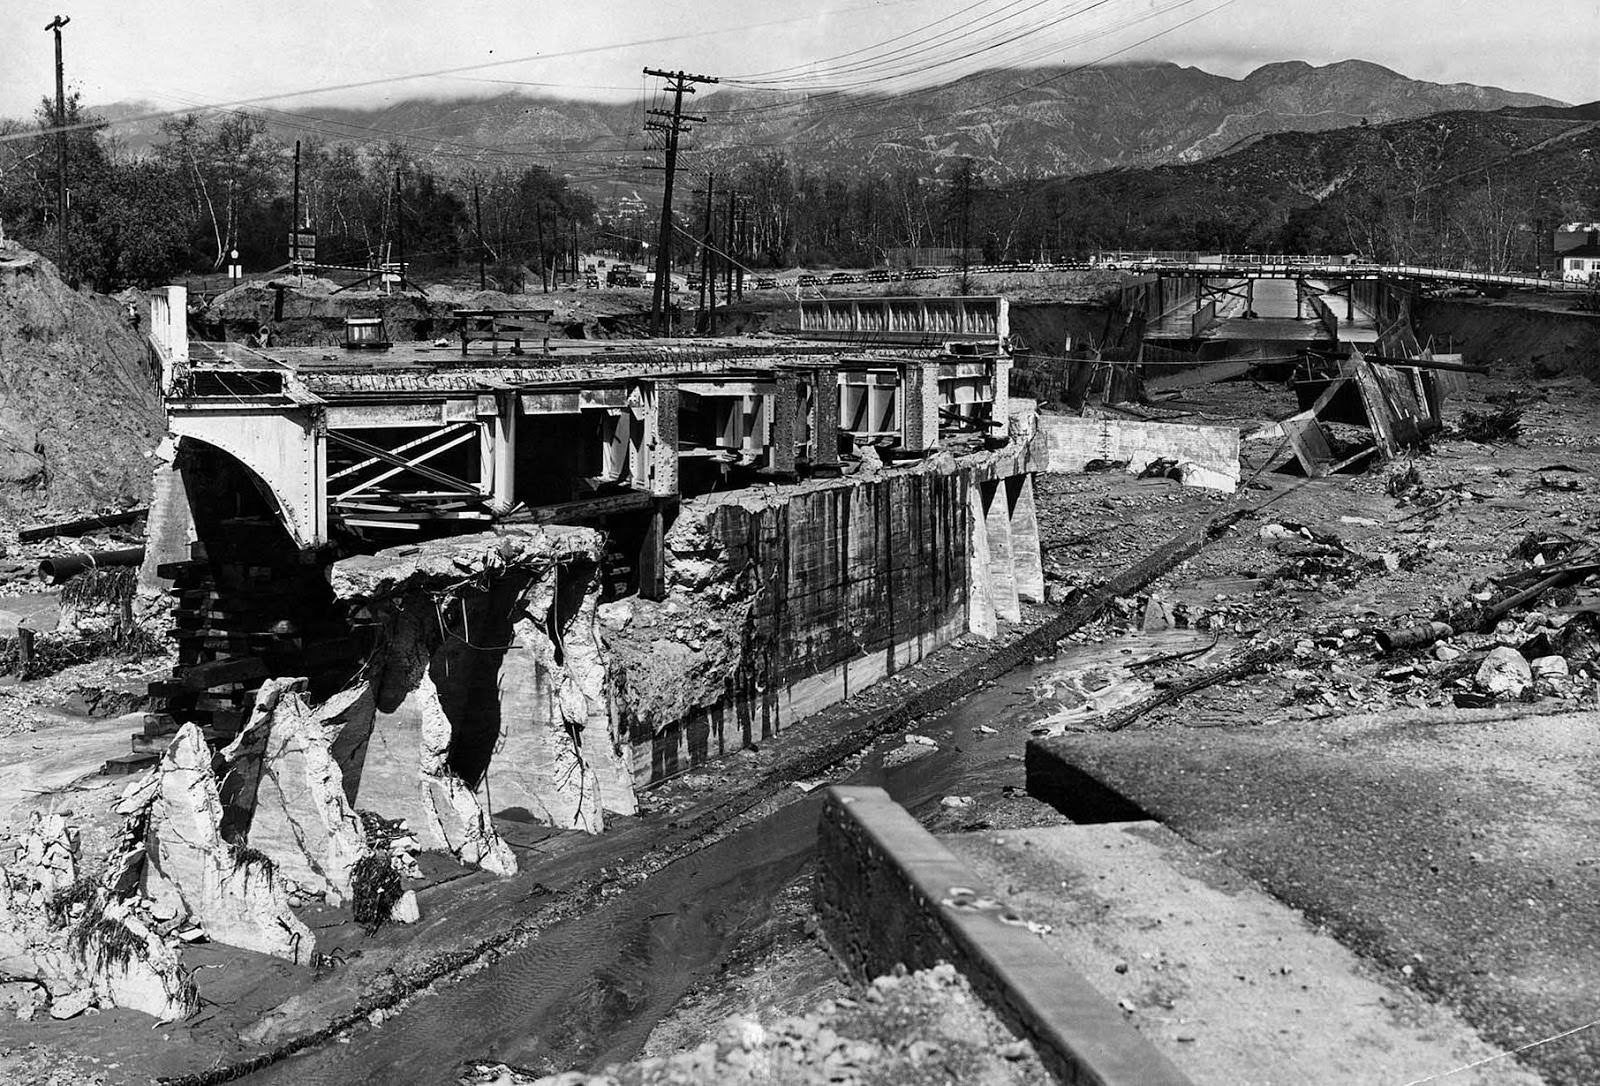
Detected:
left=826, top=271, right=854, bottom=284
left=797, top=274, right=820, bottom=286
left=864, top=269, right=890, bottom=282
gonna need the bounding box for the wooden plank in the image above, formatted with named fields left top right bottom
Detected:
left=1281, top=411, right=1335, bottom=477
left=1350, top=354, right=1400, bottom=456
left=509, top=489, right=656, bottom=525
left=20, top=508, right=147, bottom=543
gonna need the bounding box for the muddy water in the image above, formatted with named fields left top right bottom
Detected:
left=246, top=631, right=1218, bottom=1086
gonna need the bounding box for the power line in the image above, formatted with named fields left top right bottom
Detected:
left=0, top=2, right=911, bottom=147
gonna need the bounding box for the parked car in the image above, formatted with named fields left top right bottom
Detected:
left=826, top=271, right=854, bottom=284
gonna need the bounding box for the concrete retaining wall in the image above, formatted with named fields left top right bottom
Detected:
left=815, top=786, right=1192, bottom=1086
left=639, top=458, right=1043, bottom=783
left=1036, top=413, right=1240, bottom=492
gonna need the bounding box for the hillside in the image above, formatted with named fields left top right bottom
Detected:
left=95, top=60, right=1562, bottom=183
left=0, top=244, right=162, bottom=515
left=1005, top=102, right=1600, bottom=260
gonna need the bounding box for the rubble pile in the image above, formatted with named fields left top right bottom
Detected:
left=0, top=810, right=196, bottom=1022
left=464, top=964, right=1047, bottom=1086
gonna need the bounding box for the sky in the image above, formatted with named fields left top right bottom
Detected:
left=0, top=0, right=1595, bottom=127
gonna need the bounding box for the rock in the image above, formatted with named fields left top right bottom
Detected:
left=881, top=743, right=933, bottom=769
left=389, top=889, right=420, bottom=925
left=1141, top=596, right=1174, bottom=632
left=48, top=989, right=94, bottom=1020
left=239, top=679, right=369, bottom=905
left=144, top=724, right=315, bottom=964
left=1476, top=646, right=1532, bottom=695
left=1434, top=643, right=1463, bottom=662
left=1531, top=655, right=1570, bottom=680
left=0, top=981, right=44, bottom=1017
left=940, top=795, right=974, bottom=809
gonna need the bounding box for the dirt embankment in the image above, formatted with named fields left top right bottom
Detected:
left=0, top=244, right=162, bottom=515
left=1414, top=296, right=1600, bottom=380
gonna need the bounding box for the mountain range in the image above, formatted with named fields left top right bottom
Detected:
left=94, top=59, right=1564, bottom=185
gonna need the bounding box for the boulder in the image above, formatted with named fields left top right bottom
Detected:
left=1475, top=646, right=1532, bottom=696
left=1531, top=655, right=1570, bottom=681
left=389, top=889, right=420, bottom=925
left=48, top=988, right=93, bottom=1020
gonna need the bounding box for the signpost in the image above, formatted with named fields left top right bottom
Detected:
left=289, top=229, right=316, bottom=269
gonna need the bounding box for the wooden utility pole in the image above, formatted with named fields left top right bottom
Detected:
left=45, top=15, right=69, bottom=272
left=291, top=139, right=301, bottom=274
left=643, top=68, right=716, bottom=336
left=701, top=174, right=716, bottom=334
left=724, top=190, right=737, bottom=304
left=393, top=168, right=407, bottom=291
left=473, top=177, right=486, bottom=291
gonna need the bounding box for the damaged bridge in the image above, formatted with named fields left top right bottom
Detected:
left=118, top=287, right=1047, bottom=951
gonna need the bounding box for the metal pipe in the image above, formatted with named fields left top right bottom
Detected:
left=38, top=547, right=145, bottom=585
left=1373, top=621, right=1454, bottom=655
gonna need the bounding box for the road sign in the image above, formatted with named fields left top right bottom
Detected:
left=289, top=229, right=317, bottom=265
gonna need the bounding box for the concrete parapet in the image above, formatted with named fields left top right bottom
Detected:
left=815, top=786, right=1194, bottom=1086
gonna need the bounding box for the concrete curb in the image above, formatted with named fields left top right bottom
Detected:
left=815, top=785, right=1193, bottom=1086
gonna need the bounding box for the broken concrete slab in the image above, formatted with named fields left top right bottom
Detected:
left=236, top=678, right=370, bottom=905
left=1036, top=414, right=1239, bottom=492
left=143, top=723, right=314, bottom=964
left=337, top=527, right=627, bottom=851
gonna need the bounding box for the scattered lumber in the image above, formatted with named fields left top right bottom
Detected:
left=1101, top=645, right=1288, bottom=732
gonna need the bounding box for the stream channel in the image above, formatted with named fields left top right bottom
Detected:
left=243, top=629, right=1222, bottom=1085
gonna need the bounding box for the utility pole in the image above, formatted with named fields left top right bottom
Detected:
left=643, top=68, right=716, bottom=336
left=724, top=190, right=737, bottom=305
left=534, top=202, right=547, bottom=292
left=291, top=139, right=301, bottom=275
left=697, top=173, right=715, bottom=335
left=473, top=177, right=486, bottom=291
left=393, top=168, right=407, bottom=291
left=45, top=15, right=69, bottom=272
left=957, top=158, right=974, bottom=296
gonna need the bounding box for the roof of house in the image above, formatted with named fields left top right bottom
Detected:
left=1558, top=243, right=1600, bottom=259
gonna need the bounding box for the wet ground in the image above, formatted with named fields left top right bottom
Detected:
left=240, top=632, right=1205, bottom=1085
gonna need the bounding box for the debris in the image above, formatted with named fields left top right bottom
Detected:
left=1103, top=646, right=1287, bottom=732
left=940, top=796, right=974, bottom=809
left=1530, top=655, right=1570, bottom=681
left=1455, top=404, right=1523, bottom=444
left=1374, top=622, right=1454, bottom=656
left=1475, top=647, right=1532, bottom=696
